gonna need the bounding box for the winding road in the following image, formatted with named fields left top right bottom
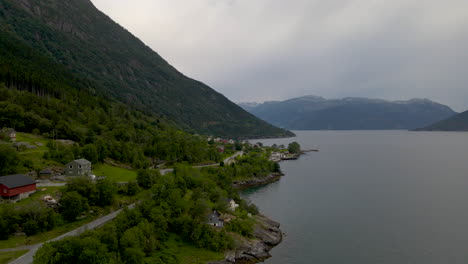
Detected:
left=6, top=203, right=136, bottom=264
left=160, top=151, right=243, bottom=175
left=5, top=152, right=244, bottom=263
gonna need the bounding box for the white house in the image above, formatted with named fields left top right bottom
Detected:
left=227, top=198, right=239, bottom=211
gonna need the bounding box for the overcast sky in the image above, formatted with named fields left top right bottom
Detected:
left=91, top=0, right=468, bottom=111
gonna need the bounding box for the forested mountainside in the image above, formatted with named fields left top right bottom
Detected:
left=240, top=96, right=456, bottom=130
left=416, top=110, right=468, bottom=131
left=0, top=0, right=291, bottom=138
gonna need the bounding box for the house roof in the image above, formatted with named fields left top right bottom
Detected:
left=72, top=159, right=91, bottom=165
left=0, top=174, right=35, bottom=188
left=39, top=169, right=53, bottom=174
left=208, top=210, right=223, bottom=224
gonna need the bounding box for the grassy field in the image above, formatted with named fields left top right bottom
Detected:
left=15, top=133, right=49, bottom=153
left=14, top=132, right=61, bottom=172
left=158, top=234, right=224, bottom=264
left=14, top=186, right=64, bottom=206
left=0, top=250, right=28, bottom=264
left=93, top=164, right=137, bottom=182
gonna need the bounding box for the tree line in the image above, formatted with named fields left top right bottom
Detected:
left=0, top=86, right=222, bottom=172
left=33, top=157, right=275, bottom=264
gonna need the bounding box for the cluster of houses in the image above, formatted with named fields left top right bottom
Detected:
left=270, top=152, right=285, bottom=162
left=207, top=137, right=237, bottom=153
left=269, top=151, right=299, bottom=162
left=207, top=137, right=236, bottom=144
left=0, top=158, right=94, bottom=202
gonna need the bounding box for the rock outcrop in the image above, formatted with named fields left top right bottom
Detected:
left=209, top=215, right=283, bottom=264
left=232, top=173, right=283, bottom=190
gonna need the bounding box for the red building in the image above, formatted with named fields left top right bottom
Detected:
left=0, top=174, right=36, bottom=200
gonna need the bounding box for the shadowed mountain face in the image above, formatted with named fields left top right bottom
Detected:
left=0, top=0, right=292, bottom=138
left=416, top=110, right=468, bottom=131
left=240, top=96, right=457, bottom=130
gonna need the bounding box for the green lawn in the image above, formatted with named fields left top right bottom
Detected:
left=15, top=133, right=49, bottom=153
left=156, top=234, right=224, bottom=264
left=14, top=186, right=64, bottom=206
left=0, top=250, right=28, bottom=264
left=14, top=133, right=61, bottom=172
left=93, top=164, right=137, bottom=182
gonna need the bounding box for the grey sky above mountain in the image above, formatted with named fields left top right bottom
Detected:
left=91, top=0, right=468, bottom=111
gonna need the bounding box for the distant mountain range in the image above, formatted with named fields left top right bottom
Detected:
left=0, top=0, right=291, bottom=138
left=238, top=96, right=457, bottom=130
left=416, top=110, right=468, bottom=131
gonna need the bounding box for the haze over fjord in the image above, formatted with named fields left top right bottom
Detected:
left=91, top=0, right=468, bottom=112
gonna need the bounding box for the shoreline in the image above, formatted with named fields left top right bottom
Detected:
left=232, top=173, right=284, bottom=190
left=209, top=173, right=286, bottom=264
left=208, top=214, right=283, bottom=264
left=213, top=150, right=303, bottom=263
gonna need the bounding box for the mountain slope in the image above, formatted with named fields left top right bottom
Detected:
left=416, top=110, right=468, bottom=131
left=241, top=96, right=456, bottom=130
left=0, top=0, right=291, bottom=138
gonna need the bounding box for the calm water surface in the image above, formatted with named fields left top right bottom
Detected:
left=243, top=131, right=468, bottom=264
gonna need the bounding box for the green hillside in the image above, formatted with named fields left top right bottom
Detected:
left=416, top=110, right=468, bottom=131
left=0, top=0, right=292, bottom=138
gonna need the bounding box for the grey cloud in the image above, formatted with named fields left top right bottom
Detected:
left=91, top=0, right=468, bottom=111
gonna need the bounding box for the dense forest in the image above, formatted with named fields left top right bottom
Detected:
left=27, top=155, right=278, bottom=264
left=0, top=85, right=223, bottom=173
left=0, top=0, right=292, bottom=138
left=0, top=1, right=289, bottom=262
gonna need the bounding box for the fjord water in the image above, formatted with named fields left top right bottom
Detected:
left=243, top=130, right=468, bottom=264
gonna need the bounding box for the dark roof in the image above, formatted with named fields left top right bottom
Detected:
left=72, top=159, right=91, bottom=165
left=40, top=169, right=53, bottom=174
left=0, top=174, right=35, bottom=188
left=208, top=210, right=223, bottom=224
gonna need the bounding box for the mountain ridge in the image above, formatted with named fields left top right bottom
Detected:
left=0, top=0, right=292, bottom=138
left=239, top=95, right=457, bottom=130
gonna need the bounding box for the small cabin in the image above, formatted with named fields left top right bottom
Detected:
left=207, top=210, right=224, bottom=227
left=64, top=159, right=92, bottom=177
left=39, top=169, right=53, bottom=178
left=0, top=174, right=36, bottom=201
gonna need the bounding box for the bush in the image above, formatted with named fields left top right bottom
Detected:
left=96, top=179, right=117, bottom=206
left=126, top=180, right=140, bottom=196
left=226, top=218, right=254, bottom=237
left=136, top=169, right=160, bottom=189
left=23, top=220, right=39, bottom=236
left=0, top=144, right=20, bottom=175
left=288, top=142, right=301, bottom=154
left=123, top=247, right=145, bottom=264
left=60, top=191, right=89, bottom=222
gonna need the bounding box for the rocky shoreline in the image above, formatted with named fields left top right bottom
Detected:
left=208, top=214, right=283, bottom=264
left=232, top=173, right=284, bottom=190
